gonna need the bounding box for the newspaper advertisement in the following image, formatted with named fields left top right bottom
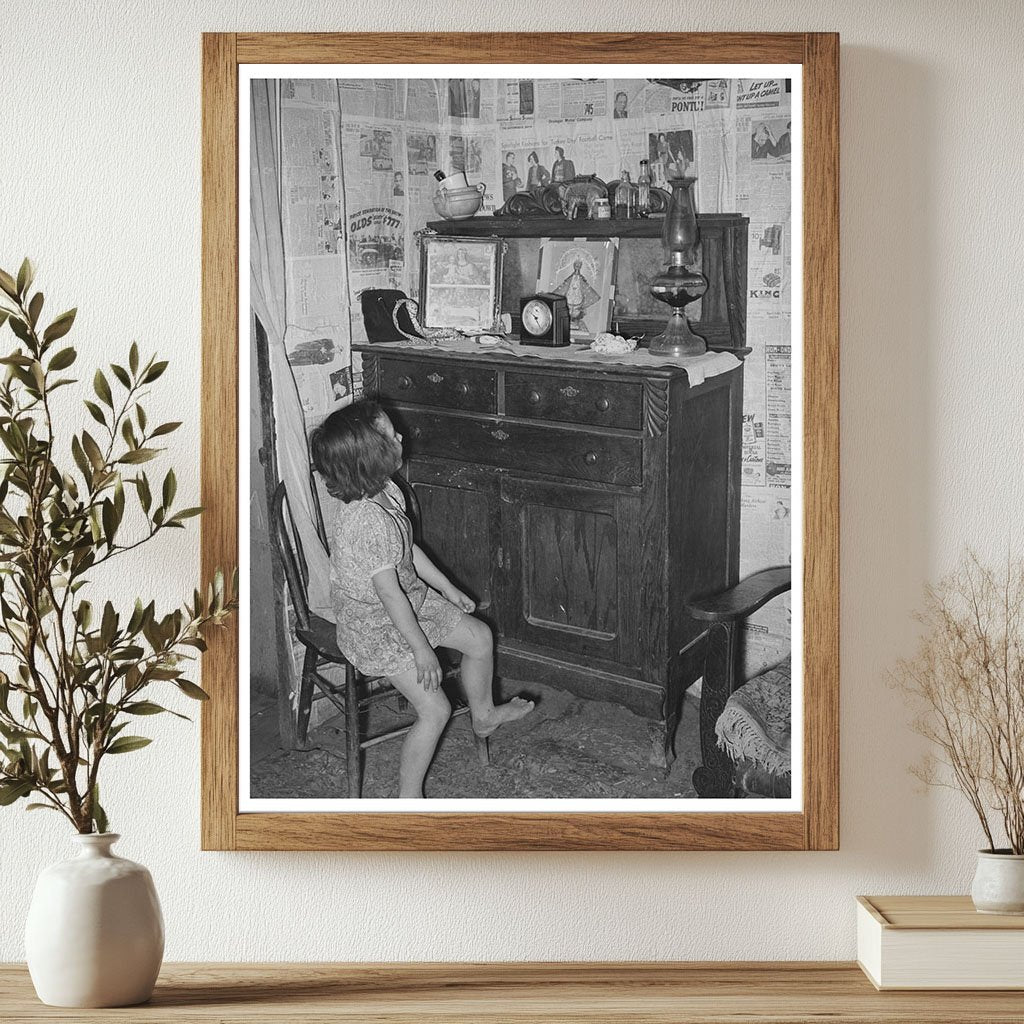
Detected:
left=765, top=340, right=792, bottom=489
left=736, top=78, right=786, bottom=110
left=277, top=90, right=352, bottom=421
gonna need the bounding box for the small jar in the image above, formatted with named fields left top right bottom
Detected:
left=592, top=199, right=611, bottom=220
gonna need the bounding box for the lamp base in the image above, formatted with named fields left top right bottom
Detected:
left=648, top=310, right=707, bottom=358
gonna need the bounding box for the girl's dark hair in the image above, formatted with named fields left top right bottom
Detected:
left=309, top=399, right=397, bottom=502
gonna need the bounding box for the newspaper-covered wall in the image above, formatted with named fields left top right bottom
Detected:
left=278, top=80, right=354, bottom=415
left=276, top=76, right=793, bottom=671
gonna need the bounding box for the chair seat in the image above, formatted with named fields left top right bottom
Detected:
left=296, top=612, right=346, bottom=662
left=715, top=656, right=791, bottom=777
left=297, top=612, right=395, bottom=697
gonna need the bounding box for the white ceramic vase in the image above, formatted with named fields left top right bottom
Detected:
left=971, top=850, right=1024, bottom=915
left=25, top=833, right=164, bottom=1007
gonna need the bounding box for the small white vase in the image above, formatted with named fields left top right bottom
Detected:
left=971, top=849, right=1024, bottom=915
left=25, top=833, right=164, bottom=1007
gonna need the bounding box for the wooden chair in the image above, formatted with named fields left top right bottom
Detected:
left=687, top=566, right=792, bottom=798
left=270, top=479, right=488, bottom=798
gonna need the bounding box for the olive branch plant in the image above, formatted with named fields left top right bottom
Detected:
left=0, top=259, right=236, bottom=834
left=895, top=551, right=1024, bottom=854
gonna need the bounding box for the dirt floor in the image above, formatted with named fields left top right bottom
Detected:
left=250, top=677, right=702, bottom=800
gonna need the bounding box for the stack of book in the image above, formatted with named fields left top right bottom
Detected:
left=857, top=895, right=1024, bottom=990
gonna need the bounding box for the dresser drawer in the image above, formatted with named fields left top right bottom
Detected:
left=400, top=411, right=642, bottom=487
left=377, top=358, right=497, bottom=413
left=505, top=371, right=643, bottom=430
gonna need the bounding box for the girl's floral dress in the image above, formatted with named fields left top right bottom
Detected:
left=329, top=479, right=462, bottom=677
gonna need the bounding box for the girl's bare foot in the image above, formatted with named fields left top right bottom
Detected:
left=472, top=696, right=535, bottom=738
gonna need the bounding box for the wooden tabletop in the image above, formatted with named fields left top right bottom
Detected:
left=3, top=962, right=1024, bottom=1023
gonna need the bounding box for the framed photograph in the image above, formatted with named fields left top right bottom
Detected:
left=536, top=237, right=618, bottom=341
left=418, top=235, right=504, bottom=332
left=203, top=32, right=838, bottom=851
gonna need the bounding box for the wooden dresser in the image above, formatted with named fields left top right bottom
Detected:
left=357, top=342, right=743, bottom=766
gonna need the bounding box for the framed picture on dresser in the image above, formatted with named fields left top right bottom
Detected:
left=202, top=31, right=839, bottom=851
left=536, top=237, right=618, bottom=341
left=418, top=234, right=505, bottom=332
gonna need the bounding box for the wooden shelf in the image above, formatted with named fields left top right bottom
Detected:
left=2, top=962, right=1022, bottom=1022
left=424, top=213, right=749, bottom=351
left=426, top=213, right=745, bottom=239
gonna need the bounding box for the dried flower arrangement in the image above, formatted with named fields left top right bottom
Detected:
left=895, top=552, right=1024, bottom=854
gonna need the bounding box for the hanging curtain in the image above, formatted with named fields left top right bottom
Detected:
left=249, top=79, right=332, bottom=618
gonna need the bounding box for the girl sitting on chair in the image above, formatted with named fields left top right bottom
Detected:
left=310, top=399, right=534, bottom=798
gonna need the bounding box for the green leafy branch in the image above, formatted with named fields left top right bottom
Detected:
left=0, top=259, right=236, bottom=833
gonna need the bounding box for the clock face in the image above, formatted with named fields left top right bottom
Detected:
left=522, top=298, right=553, bottom=336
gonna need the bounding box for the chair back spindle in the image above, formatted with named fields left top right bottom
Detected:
left=309, top=468, right=329, bottom=548
left=392, top=473, right=422, bottom=544
left=271, top=481, right=312, bottom=632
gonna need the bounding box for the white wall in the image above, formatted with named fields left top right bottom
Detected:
left=2, top=1, right=1023, bottom=962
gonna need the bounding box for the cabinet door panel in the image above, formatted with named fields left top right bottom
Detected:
left=501, top=479, right=620, bottom=661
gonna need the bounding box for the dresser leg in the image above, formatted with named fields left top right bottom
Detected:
left=692, top=764, right=737, bottom=798
left=647, top=719, right=676, bottom=771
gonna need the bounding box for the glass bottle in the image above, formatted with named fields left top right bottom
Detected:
left=637, top=159, right=652, bottom=218
left=614, top=171, right=635, bottom=219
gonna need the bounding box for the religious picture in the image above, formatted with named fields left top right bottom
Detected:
left=418, top=235, right=504, bottom=332
left=536, top=237, right=618, bottom=340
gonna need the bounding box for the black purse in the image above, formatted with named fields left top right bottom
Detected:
left=359, top=289, right=424, bottom=343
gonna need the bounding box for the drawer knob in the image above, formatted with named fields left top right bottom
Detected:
left=527, top=390, right=541, bottom=405
left=410, top=426, right=422, bottom=439
left=397, top=375, right=412, bottom=390
left=585, top=451, right=599, bottom=465
left=595, top=397, right=610, bottom=412
left=456, top=382, right=469, bottom=396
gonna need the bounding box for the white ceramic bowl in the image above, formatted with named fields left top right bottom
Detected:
left=433, top=183, right=485, bottom=220
left=437, top=171, right=470, bottom=190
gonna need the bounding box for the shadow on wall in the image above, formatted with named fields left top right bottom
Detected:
left=838, top=48, right=936, bottom=867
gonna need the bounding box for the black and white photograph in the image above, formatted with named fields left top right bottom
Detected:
left=649, top=129, right=695, bottom=186
left=448, top=77, right=482, bottom=119
left=750, top=118, right=792, bottom=161
left=406, top=132, right=437, bottom=175
left=245, top=70, right=799, bottom=811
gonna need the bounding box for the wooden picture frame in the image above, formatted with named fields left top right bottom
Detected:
left=202, top=32, right=838, bottom=851
left=536, top=237, right=618, bottom=341
left=418, top=234, right=505, bottom=333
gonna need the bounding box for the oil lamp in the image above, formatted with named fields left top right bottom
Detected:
left=648, top=176, right=707, bottom=357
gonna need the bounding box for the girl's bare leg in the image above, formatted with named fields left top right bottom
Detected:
left=442, top=615, right=534, bottom=737
left=386, top=666, right=451, bottom=798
